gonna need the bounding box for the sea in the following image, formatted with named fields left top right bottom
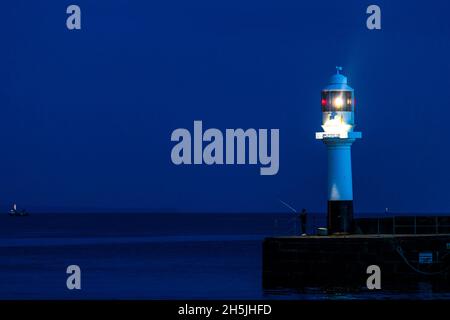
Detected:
left=0, top=212, right=449, bottom=300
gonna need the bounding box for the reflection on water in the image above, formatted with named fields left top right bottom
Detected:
left=264, top=284, right=450, bottom=300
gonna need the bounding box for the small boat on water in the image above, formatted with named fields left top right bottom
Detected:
left=9, top=203, right=29, bottom=217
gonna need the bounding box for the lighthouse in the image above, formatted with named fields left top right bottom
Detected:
left=264, top=67, right=450, bottom=291
left=316, top=67, right=362, bottom=234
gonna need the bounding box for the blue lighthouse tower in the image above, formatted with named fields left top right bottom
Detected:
left=316, top=67, right=362, bottom=234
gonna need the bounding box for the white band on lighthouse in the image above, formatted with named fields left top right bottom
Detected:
left=325, top=140, right=354, bottom=201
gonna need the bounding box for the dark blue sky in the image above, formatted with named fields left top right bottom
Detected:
left=2, top=0, right=450, bottom=213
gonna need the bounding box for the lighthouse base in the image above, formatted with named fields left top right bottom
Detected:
left=328, top=200, right=354, bottom=234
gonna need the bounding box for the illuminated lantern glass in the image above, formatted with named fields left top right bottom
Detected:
left=321, top=91, right=353, bottom=112
left=334, top=96, right=344, bottom=108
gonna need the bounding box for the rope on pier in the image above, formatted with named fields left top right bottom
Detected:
left=393, top=241, right=450, bottom=276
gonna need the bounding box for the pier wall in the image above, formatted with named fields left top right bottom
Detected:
left=263, top=234, right=450, bottom=290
